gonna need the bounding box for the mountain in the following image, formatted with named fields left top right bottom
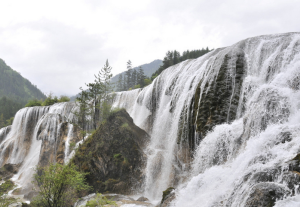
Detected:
left=110, top=59, right=162, bottom=86
left=0, top=58, right=46, bottom=127
left=0, top=58, right=46, bottom=103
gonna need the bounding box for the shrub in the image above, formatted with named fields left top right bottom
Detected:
left=86, top=193, right=116, bottom=207
left=31, top=163, right=91, bottom=207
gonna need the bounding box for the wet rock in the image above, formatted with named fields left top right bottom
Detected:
left=137, top=196, right=149, bottom=202
left=72, top=109, right=149, bottom=195
left=188, top=49, right=245, bottom=151
left=244, top=183, right=287, bottom=207
left=0, top=163, right=21, bottom=180
left=74, top=193, right=153, bottom=207
left=160, top=187, right=175, bottom=207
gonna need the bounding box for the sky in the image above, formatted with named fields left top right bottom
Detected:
left=0, top=0, right=299, bottom=96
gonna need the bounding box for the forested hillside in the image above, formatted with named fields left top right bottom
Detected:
left=0, top=58, right=46, bottom=127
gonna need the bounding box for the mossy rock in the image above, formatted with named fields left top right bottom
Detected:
left=72, top=109, right=149, bottom=195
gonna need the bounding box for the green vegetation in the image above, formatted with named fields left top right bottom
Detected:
left=86, top=193, right=116, bottom=207
left=75, top=59, right=114, bottom=136
left=0, top=180, right=18, bottom=206
left=151, top=48, right=211, bottom=80
left=0, top=58, right=46, bottom=103
left=0, top=96, right=22, bottom=128
left=161, top=187, right=175, bottom=204
left=25, top=94, right=70, bottom=107
left=115, top=48, right=211, bottom=92
left=31, top=163, right=91, bottom=207
left=116, top=62, right=147, bottom=91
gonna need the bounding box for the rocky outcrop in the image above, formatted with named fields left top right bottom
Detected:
left=72, top=109, right=149, bottom=194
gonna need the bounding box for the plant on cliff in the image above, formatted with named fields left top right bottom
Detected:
left=31, top=163, right=91, bottom=207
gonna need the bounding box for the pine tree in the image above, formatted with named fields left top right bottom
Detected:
left=138, top=66, right=145, bottom=87
left=117, top=74, right=123, bottom=91
left=0, top=114, right=5, bottom=128
left=125, top=60, right=133, bottom=90
left=75, top=89, right=90, bottom=139
left=132, top=69, right=137, bottom=87
left=95, top=60, right=113, bottom=121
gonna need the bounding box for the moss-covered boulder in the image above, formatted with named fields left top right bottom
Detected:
left=72, top=109, right=149, bottom=194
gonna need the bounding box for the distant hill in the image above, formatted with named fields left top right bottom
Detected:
left=0, top=58, right=46, bottom=127
left=0, top=58, right=46, bottom=103
left=110, top=59, right=162, bottom=88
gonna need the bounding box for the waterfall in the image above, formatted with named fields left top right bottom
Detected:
left=0, top=102, right=79, bottom=189
left=112, top=32, right=300, bottom=205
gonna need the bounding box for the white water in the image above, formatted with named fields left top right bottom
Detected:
left=112, top=33, right=300, bottom=206
left=0, top=102, right=80, bottom=189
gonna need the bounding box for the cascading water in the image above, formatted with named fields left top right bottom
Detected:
left=0, top=102, right=80, bottom=191
left=112, top=32, right=300, bottom=206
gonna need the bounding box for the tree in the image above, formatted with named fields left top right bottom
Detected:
left=75, top=89, right=90, bottom=138
left=132, top=69, right=137, bottom=87
left=117, top=74, right=123, bottom=91
left=96, top=60, right=113, bottom=122
left=86, top=82, right=101, bottom=130
left=31, top=163, right=91, bottom=207
left=138, top=66, right=145, bottom=87
left=0, top=114, right=4, bottom=128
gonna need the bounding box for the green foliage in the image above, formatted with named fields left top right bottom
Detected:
left=121, top=123, right=129, bottom=129
left=86, top=193, right=116, bottom=207
left=31, top=163, right=91, bottom=207
left=151, top=48, right=211, bottom=80
left=0, top=180, right=18, bottom=207
left=144, top=78, right=152, bottom=86
left=113, top=154, right=122, bottom=159
left=0, top=58, right=46, bottom=105
left=42, top=93, right=58, bottom=106
left=25, top=99, right=43, bottom=107
left=75, top=59, right=114, bottom=133
left=134, top=84, right=141, bottom=89
left=0, top=96, right=23, bottom=128
left=58, top=95, right=70, bottom=102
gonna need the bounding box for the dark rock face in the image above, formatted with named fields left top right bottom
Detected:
left=189, top=50, right=245, bottom=150
left=0, top=163, right=21, bottom=180
left=72, top=109, right=149, bottom=194
left=244, top=183, right=287, bottom=207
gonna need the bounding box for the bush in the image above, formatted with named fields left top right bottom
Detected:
left=58, top=95, right=70, bottom=103
left=86, top=193, right=116, bottom=207
left=31, top=163, right=91, bottom=207
left=25, top=99, right=42, bottom=107
left=0, top=180, right=17, bottom=206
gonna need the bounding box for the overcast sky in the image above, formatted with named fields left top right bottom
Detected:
left=0, top=0, right=299, bottom=96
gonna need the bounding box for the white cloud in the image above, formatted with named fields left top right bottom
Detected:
left=0, top=0, right=299, bottom=96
